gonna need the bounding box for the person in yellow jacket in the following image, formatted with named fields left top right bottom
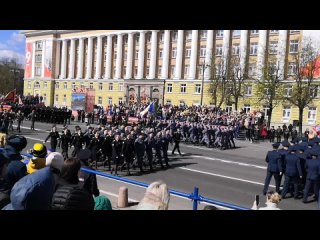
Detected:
left=27, top=143, right=47, bottom=174
left=0, top=127, right=7, bottom=148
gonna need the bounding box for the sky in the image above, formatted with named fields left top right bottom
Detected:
left=0, top=30, right=319, bottom=66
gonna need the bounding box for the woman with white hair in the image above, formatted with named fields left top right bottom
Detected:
left=136, top=181, right=170, bottom=210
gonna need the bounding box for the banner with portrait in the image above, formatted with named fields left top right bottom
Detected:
left=71, top=93, right=86, bottom=110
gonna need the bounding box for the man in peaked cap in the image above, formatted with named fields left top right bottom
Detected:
left=2, top=135, right=27, bottom=162
left=303, top=149, right=320, bottom=203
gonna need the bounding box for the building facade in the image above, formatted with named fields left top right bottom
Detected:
left=23, top=30, right=320, bottom=127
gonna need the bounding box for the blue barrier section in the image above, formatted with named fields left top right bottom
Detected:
left=1, top=148, right=251, bottom=210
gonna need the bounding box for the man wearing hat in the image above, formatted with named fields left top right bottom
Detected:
left=263, top=143, right=282, bottom=195
left=1, top=135, right=27, bottom=162
left=302, top=150, right=320, bottom=203
left=281, top=145, right=303, bottom=199
left=27, top=143, right=47, bottom=174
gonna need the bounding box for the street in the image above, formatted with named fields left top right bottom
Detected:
left=12, top=120, right=319, bottom=210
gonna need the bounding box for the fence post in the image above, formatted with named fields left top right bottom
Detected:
left=192, top=187, right=199, bottom=210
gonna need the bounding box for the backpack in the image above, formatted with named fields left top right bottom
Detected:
left=51, top=185, right=94, bottom=210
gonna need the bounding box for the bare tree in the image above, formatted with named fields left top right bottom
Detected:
left=255, top=56, right=285, bottom=128
left=286, top=38, right=320, bottom=135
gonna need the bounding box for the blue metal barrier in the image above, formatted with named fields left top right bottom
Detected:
left=1, top=148, right=251, bottom=210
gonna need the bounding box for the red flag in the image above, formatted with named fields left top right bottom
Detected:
left=4, top=89, right=16, bottom=102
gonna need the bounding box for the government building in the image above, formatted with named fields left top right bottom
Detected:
left=22, top=30, right=320, bottom=127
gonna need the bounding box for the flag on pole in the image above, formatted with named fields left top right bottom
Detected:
left=140, top=102, right=155, bottom=117
left=3, top=89, right=16, bottom=102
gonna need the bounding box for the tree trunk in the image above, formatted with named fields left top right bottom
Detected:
left=298, top=107, right=303, bottom=136
left=267, top=108, right=273, bottom=129
left=234, top=98, right=238, bottom=111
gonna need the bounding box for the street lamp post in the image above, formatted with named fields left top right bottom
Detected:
left=199, top=59, right=210, bottom=106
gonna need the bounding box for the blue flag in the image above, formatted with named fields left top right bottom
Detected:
left=148, top=102, right=154, bottom=113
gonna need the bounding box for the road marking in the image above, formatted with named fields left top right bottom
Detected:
left=12, top=125, right=50, bottom=132
left=99, top=189, right=139, bottom=202
left=179, top=167, right=275, bottom=187
left=24, top=136, right=50, bottom=143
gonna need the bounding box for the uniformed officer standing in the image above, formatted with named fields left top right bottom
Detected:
left=276, top=126, right=282, bottom=143
left=87, top=132, right=102, bottom=165
left=121, top=134, right=135, bottom=175
left=291, top=127, right=298, bottom=142
left=101, top=130, right=113, bottom=171
left=58, top=128, right=71, bottom=160
left=145, top=132, right=155, bottom=171
left=28, top=109, right=36, bottom=130
left=172, top=129, right=182, bottom=155
left=269, top=126, right=275, bottom=143
left=134, top=133, right=146, bottom=173
left=71, top=126, right=84, bottom=157
left=111, top=134, right=123, bottom=175
left=16, top=110, right=24, bottom=133
left=161, top=130, right=171, bottom=167
left=44, top=126, right=60, bottom=152
left=281, top=146, right=303, bottom=199
left=262, top=143, right=282, bottom=195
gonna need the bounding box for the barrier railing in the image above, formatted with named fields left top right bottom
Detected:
left=0, top=149, right=250, bottom=210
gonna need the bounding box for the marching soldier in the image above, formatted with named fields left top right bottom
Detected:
left=134, top=133, right=146, bottom=173
left=172, top=129, right=182, bottom=155
left=44, top=126, right=60, bottom=152
left=71, top=126, right=84, bottom=157
left=111, top=134, right=123, bottom=175
left=145, top=132, right=155, bottom=171
left=276, top=126, right=282, bottom=143
left=58, top=128, right=71, bottom=160
left=269, top=126, right=275, bottom=143
left=27, top=109, right=36, bottom=130
left=121, top=134, right=135, bottom=175
left=16, top=109, right=24, bottom=133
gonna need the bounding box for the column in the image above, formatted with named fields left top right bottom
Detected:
left=277, top=30, right=288, bottom=80
left=55, top=40, right=61, bottom=79
left=95, top=36, right=103, bottom=79
left=115, top=34, right=123, bottom=79
left=77, top=38, right=84, bottom=79
left=240, top=30, right=249, bottom=76
left=86, top=37, right=94, bottom=79
left=148, top=30, right=158, bottom=79
left=137, top=31, right=146, bottom=79
left=174, top=30, right=184, bottom=79
left=222, top=30, right=231, bottom=74
left=105, top=34, right=113, bottom=79
left=41, top=40, right=46, bottom=78
left=125, top=33, right=134, bottom=79
left=31, top=42, right=36, bottom=78
left=60, top=39, right=68, bottom=79
left=161, top=30, right=170, bottom=79
left=256, top=30, right=268, bottom=80
left=204, top=30, right=214, bottom=80
left=69, top=38, right=76, bottom=79
left=189, top=30, right=199, bottom=79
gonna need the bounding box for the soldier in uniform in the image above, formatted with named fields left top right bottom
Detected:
left=71, top=126, right=84, bottom=157
left=172, top=129, right=182, bottom=155
left=291, top=127, right=298, bottom=142
left=161, top=130, right=171, bottom=167
left=101, top=130, right=113, bottom=171
left=276, top=126, right=282, bottom=143
left=27, top=109, right=36, bottom=130
left=145, top=132, right=155, bottom=171
left=121, top=134, right=135, bottom=175
left=134, top=133, right=146, bottom=173
left=283, top=127, right=290, bottom=141
left=262, top=143, right=282, bottom=195
left=44, top=125, right=60, bottom=152
left=111, top=134, right=123, bottom=175
left=154, top=132, right=164, bottom=168
left=58, top=128, right=71, bottom=160
left=87, top=132, right=102, bottom=166
left=16, top=109, right=24, bottom=133
left=269, top=126, right=275, bottom=143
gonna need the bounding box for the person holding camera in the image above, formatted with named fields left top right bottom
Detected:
left=252, top=191, right=281, bottom=210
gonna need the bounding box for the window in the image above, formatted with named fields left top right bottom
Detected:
left=226, top=106, right=233, bottom=114
left=172, top=47, right=177, bottom=58
left=270, top=30, right=279, bottom=34
left=216, top=44, right=223, bottom=56
left=288, top=62, right=297, bottom=75
left=160, top=32, right=164, bottom=42
left=43, top=81, right=47, bottom=89
left=99, top=83, right=103, bottom=90
left=159, top=49, right=163, bottom=59
left=308, top=107, right=317, bottom=124
left=166, top=100, right=172, bottom=105
left=28, top=81, right=31, bottom=89
left=124, top=51, right=127, bottom=60
left=250, top=43, right=258, bottom=55
left=35, top=67, right=41, bottom=76
left=184, top=65, right=190, bottom=76
left=72, top=82, right=76, bottom=90
left=200, top=30, right=207, bottom=39
left=232, top=44, right=240, bottom=55
left=290, top=30, right=300, bottom=33
left=135, top=50, right=139, bottom=59
left=244, top=104, right=251, bottom=113
left=200, top=47, right=206, bottom=57
left=171, top=66, right=176, bottom=76
left=55, top=82, right=59, bottom=89
left=63, top=82, right=67, bottom=89
left=119, top=97, right=123, bottom=104
left=35, top=54, right=42, bottom=63
left=55, top=94, right=59, bottom=102
left=251, top=30, right=259, bottom=35
left=134, top=66, right=138, bottom=77
left=43, top=94, right=47, bottom=103
left=284, top=86, right=292, bottom=97
left=158, top=66, right=162, bottom=76
left=216, top=30, right=224, bottom=37
left=185, top=47, right=191, bottom=57
left=35, top=41, right=43, bottom=50
left=167, top=83, right=173, bottom=93
left=108, top=97, right=112, bottom=105
left=269, top=41, right=278, bottom=54
left=282, top=107, right=291, bottom=123
left=195, top=84, right=201, bottom=94
left=63, top=94, right=66, bottom=104
left=244, top=85, right=252, bottom=96
left=119, top=83, right=124, bottom=92
left=89, top=82, right=93, bottom=89
left=34, top=82, right=40, bottom=88
left=180, top=84, right=186, bottom=93
left=172, top=31, right=178, bottom=41
left=186, top=31, right=192, bottom=41
left=109, top=83, right=113, bottom=91
left=147, top=49, right=151, bottom=59
left=248, top=64, right=257, bottom=76
left=98, top=96, right=102, bottom=105
left=233, top=30, right=241, bottom=37
left=289, top=40, right=299, bottom=53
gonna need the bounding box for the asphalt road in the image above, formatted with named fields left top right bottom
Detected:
left=10, top=120, right=319, bottom=210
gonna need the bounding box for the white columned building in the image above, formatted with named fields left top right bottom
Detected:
left=115, top=34, right=123, bottom=79
left=69, top=38, right=76, bottom=79
left=60, top=39, right=68, bottom=79
left=148, top=30, right=158, bottom=79
left=222, top=30, right=231, bottom=74
left=204, top=30, right=214, bottom=80
left=95, top=36, right=103, bottom=79
left=105, top=34, right=113, bottom=79
left=125, top=33, right=134, bottom=79
left=277, top=30, right=288, bottom=79
left=77, top=38, right=84, bottom=79
left=137, top=31, right=146, bottom=79
left=240, top=30, right=249, bottom=76
left=188, top=30, right=199, bottom=80
left=256, top=30, right=268, bottom=80
left=174, top=30, right=184, bottom=79
left=161, top=30, right=170, bottom=79
left=85, top=37, right=94, bottom=79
